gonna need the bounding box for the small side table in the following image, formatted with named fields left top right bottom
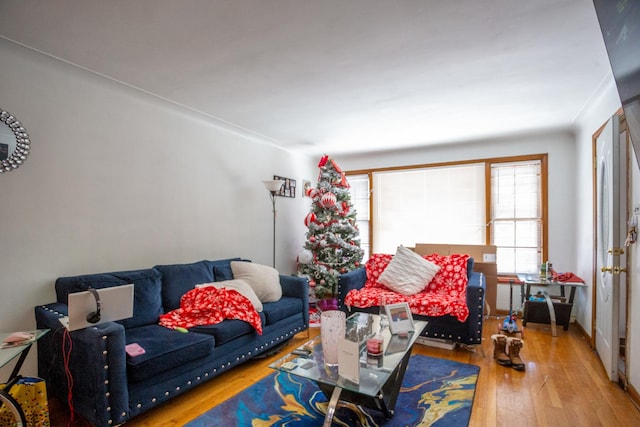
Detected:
left=1, top=329, right=49, bottom=422
left=517, top=275, right=587, bottom=336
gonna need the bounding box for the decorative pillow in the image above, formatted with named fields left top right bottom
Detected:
left=364, top=253, right=394, bottom=288
left=378, top=245, right=440, bottom=295
left=423, top=253, right=470, bottom=298
left=196, top=279, right=263, bottom=312
left=230, top=261, right=282, bottom=302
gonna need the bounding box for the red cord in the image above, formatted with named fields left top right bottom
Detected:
left=62, top=329, right=74, bottom=426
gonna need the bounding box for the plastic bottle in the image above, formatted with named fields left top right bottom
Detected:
left=539, top=262, right=546, bottom=279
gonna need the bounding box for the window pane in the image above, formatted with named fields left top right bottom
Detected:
left=515, top=220, right=539, bottom=247
left=373, top=164, right=485, bottom=253
left=493, top=221, right=515, bottom=246
left=496, top=247, right=516, bottom=274
left=349, top=174, right=371, bottom=261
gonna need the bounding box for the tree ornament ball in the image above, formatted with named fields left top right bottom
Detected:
left=298, top=249, right=313, bottom=264
left=305, top=186, right=314, bottom=197
left=309, top=235, right=316, bottom=242
left=309, top=189, right=318, bottom=199
left=321, top=192, right=337, bottom=207
left=304, top=212, right=317, bottom=226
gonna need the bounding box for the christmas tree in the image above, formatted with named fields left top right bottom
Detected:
left=298, top=155, right=364, bottom=310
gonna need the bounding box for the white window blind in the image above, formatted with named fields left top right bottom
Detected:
left=349, top=174, right=371, bottom=261
left=372, top=164, right=485, bottom=253
left=490, top=160, right=542, bottom=274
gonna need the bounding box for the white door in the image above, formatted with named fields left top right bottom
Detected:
left=595, top=115, right=622, bottom=381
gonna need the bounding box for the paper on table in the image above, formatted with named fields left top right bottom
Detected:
left=337, top=337, right=360, bottom=384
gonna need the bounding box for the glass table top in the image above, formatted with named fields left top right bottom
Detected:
left=270, top=312, right=427, bottom=397
left=1, top=329, right=49, bottom=369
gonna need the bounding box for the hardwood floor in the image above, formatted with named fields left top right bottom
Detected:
left=50, top=317, right=640, bottom=426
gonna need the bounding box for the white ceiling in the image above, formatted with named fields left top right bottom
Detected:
left=0, top=0, right=615, bottom=155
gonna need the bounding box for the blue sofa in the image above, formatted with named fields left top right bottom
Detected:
left=34, top=258, right=308, bottom=427
left=337, top=262, right=485, bottom=345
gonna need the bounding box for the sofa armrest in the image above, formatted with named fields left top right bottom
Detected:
left=279, top=275, right=309, bottom=327
left=464, top=271, right=486, bottom=344
left=35, top=303, right=130, bottom=427
left=337, top=267, right=367, bottom=311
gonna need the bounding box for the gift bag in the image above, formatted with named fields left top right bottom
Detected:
left=0, top=377, right=50, bottom=427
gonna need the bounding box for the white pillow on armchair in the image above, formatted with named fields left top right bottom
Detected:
left=378, top=245, right=440, bottom=295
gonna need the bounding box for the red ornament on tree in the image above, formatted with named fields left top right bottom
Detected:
left=321, top=192, right=337, bottom=208
left=304, top=212, right=317, bottom=227
left=305, top=186, right=314, bottom=197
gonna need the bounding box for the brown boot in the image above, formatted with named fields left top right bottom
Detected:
left=491, top=334, right=511, bottom=366
left=507, top=337, right=525, bottom=371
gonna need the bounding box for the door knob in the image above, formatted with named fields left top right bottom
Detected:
left=614, top=266, right=627, bottom=274
left=601, top=266, right=613, bottom=273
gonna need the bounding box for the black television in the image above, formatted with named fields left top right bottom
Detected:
left=593, top=0, right=640, bottom=166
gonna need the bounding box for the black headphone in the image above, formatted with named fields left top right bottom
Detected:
left=86, top=288, right=102, bottom=324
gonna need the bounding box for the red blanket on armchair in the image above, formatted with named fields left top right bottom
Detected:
left=344, top=253, right=471, bottom=322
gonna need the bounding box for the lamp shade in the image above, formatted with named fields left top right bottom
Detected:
left=263, top=179, right=284, bottom=193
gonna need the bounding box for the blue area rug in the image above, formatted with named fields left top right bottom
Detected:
left=186, top=355, right=479, bottom=426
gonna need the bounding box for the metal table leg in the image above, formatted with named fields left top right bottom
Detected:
left=542, top=291, right=557, bottom=336
left=323, top=386, right=343, bottom=427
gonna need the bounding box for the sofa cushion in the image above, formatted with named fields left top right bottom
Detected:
left=189, top=312, right=267, bottom=345
left=125, top=325, right=214, bottom=383
left=378, top=245, right=440, bottom=295
left=196, top=279, right=263, bottom=312
left=262, top=297, right=303, bottom=325
left=155, top=261, right=214, bottom=311
left=55, top=268, right=163, bottom=328
left=207, top=257, right=244, bottom=281
left=230, top=261, right=282, bottom=302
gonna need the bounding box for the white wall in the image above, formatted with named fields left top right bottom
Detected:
left=0, top=39, right=315, bottom=376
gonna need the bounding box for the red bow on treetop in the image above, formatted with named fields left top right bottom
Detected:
left=318, top=155, right=329, bottom=167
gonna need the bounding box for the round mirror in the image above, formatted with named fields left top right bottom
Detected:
left=0, top=109, right=31, bottom=173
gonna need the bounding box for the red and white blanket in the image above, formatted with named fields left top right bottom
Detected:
left=159, top=287, right=263, bottom=335
left=344, top=253, right=471, bottom=322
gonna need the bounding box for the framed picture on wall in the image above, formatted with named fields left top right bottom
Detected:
left=274, top=175, right=296, bottom=198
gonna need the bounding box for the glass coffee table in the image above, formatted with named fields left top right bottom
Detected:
left=270, top=312, right=427, bottom=426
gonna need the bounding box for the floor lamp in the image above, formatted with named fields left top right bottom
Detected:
left=263, top=179, right=284, bottom=268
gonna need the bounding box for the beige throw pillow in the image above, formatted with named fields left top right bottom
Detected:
left=196, top=279, right=264, bottom=312
left=230, top=261, right=282, bottom=302
left=378, top=245, right=440, bottom=295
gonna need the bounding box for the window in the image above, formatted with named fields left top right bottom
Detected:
left=347, top=155, right=546, bottom=273
left=490, top=160, right=543, bottom=274
left=372, top=164, right=485, bottom=253
left=349, top=174, right=371, bottom=261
